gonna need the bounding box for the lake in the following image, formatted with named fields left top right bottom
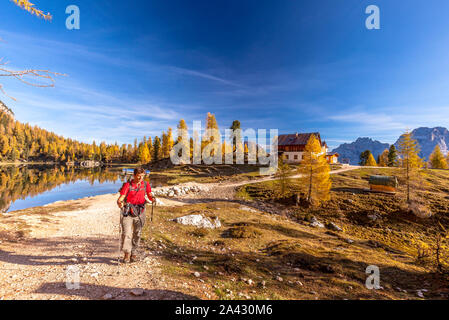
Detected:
left=0, top=165, right=165, bottom=213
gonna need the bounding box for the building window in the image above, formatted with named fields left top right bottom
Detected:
left=294, top=155, right=298, bottom=160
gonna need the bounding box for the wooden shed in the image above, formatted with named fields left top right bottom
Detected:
left=369, top=175, right=398, bottom=193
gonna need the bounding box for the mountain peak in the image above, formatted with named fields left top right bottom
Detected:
left=333, top=138, right=390, bottom=165
left=395, top=126, right=449, bottom=159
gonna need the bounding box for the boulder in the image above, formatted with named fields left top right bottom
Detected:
left=172, top=214, right=222, bottom=229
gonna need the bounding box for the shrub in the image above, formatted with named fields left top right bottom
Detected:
left=225, top=226, right=262, bottom=239
left=190, top=228, right=209, bottom=238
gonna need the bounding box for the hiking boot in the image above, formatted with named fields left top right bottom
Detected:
left=123, top=252, right=131, bottom=263
left=130, top=254, right=138, bottom=263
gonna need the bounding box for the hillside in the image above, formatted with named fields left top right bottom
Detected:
left=333, top=138, right=390, bottom=165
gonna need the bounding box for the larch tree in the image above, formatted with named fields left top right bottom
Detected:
left=276, top=154, right=291, bottom=198
left=166, top=127, right=174, bottom=156
left=429, top=145, right=448, bottom=169
left=365, top=152, right=378, bottom=166
left=378, top=149, right=389, bottom=167
left=174, top=119, right=190, bottom=163
left=298, top=134, right=331, bottom=206
left=202, top=112, right=221, bottom=162
left=137, top=142, right=151, bottom=164
left=397, top=130, right=423, bottom=203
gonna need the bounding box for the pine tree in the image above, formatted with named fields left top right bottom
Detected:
left=298, top=134, right=331, bottom=206
left=397, top=130, right=423, bottom=203
left=387, top=145, right=398, bottom=167
left=430, top=145, right=448, bottom=169
left=153, top=136, right=161, bottom=162
left=359, top=150, right=371, bottom=166
left=147, top=137, right=153, bottom=160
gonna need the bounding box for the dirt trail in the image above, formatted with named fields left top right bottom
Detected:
left=0, top=166, right=360, bottom=300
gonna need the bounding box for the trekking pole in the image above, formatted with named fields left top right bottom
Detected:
left=118, top=206, right=122, bottom=267
left=151, top=200, right=155, bottom=222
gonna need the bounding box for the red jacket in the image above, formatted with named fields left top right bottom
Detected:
left=120, top=180, right=153, bottom=205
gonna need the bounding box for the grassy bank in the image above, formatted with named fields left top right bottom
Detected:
left=140, top=168, right=449, bottom=299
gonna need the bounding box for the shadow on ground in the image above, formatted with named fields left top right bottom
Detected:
left=0, top=236, right=118, bottom=266
left=34, top=282, right=200, bottom=300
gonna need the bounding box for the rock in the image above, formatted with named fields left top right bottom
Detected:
left=247, top=279, right=254, bottom=286
left=130, top=289, right=145, bottom=296
left=367, top=212, right=381, bottom=222
left=172, top=214, right=222, bottom=229
left=276, top=276, right=283, bottom=282
left=193, top=272, right=201, bottom=278
left=90, top=272, right=99, bottom=279
left=310, top=221, right=325, bottom=228
left=102, top=293, right=113, bottom=300
left=326, top=222, right=342, bottom=232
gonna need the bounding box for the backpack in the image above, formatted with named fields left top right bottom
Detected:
left=120, top=180, right=148, bottom=217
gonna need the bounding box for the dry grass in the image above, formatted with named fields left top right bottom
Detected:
left=141, top=180, right=449, bottom=300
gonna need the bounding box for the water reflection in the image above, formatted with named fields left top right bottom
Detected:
left=0, top=166, right=166, bottom=213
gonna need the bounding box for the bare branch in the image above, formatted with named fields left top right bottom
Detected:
left=0, top=59, right=65, bottom=99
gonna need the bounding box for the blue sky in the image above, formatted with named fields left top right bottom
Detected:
left=1, top=0, right=449, bottom=150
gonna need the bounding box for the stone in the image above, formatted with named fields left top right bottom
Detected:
left=326, top=222, right=342, bottom=232
left=310, top=221, right=325, bottom=228
left=130, top=289, right=145, bottom=296
left=193, top=272, right=201, bottom=278
left=102, top=293, right=113, bottom=300
left=172, top=214, right=221, bottom=229
left=276, top=276, right=283, bottom=282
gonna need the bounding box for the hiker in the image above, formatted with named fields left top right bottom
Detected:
left=117, top=167, right=155, bottom=263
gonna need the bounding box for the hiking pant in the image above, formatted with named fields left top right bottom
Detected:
left=120, top=210, right=146, bottom=255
